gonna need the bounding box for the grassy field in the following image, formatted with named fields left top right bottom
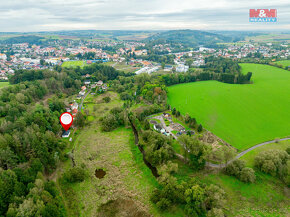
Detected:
left=200, top=171, right=289, bottom=216
left=240, top=140, right=290, bottom=167
left=105, top=62, right=139, bottom=73
left=168, top=64, right=290, bottom=150
left=246, top=34, right=290, bottom=43
left=275, top=60, right=290, bottom=67
left=59, top=92, right=187, bottom=217
left=0, top=82, right=9, bottom=89
left=62, top=60, right=87, bottom=68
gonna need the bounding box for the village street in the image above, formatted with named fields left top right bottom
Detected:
left=79, top=88, right=91, bottom=112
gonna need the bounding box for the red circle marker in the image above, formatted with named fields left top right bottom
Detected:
left=60, top=112, right=73, bottom=131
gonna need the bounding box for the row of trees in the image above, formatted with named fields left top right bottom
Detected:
left=161, top=70, right=252, bottom=86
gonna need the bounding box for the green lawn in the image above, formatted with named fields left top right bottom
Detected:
left=62, top=60, right=87, bottom=68
left=0, top=82, right=9, bottom=89
left=275, top=60, right=290, bottom=68
left=240, top=140, right=290, bottom=167
left=168, top=64, right=290, bottom=150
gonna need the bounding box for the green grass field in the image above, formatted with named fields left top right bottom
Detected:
left=168, top=64, right=290, bottom=150
left=246, top=34, right=290, bottom=42
left=200, top=172, right=289, bottom=216
left=0, top=82, right=9, bottom=89
left=62, top=60, right=87, bottom=68
left=275, top=60, right=290, bottom=67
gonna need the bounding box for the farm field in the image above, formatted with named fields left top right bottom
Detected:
left=168, top=64, right=290, bottom=150
left=245, top=34, right=290, bottom=42
left=275, top=60, right=290, bottom=67
left=62, top=60, right=87, bottom=68
left=0, top=82, right=9, bottom=89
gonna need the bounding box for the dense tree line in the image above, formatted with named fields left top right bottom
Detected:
left=137, top=53, right=175, bottom=64
left=10, top=63, right=135, bottom=85
left=0, top=70, right=81, bottom=216
left=139, top=130, right=175, bottom=167
left=4, top=173, right=66, bottom=217
left=161, top=69, right=252, bottom=86
left=203, top=56, right=241, bottom=74
left=151, top=175, right=226, bottom=216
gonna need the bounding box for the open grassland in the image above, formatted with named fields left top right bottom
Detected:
left=62, top=60, right=87, bottom=68
left=60, top=92, right=179, bottom=217
left=275, top=60, right=290, bottom=67
left=168, top=64, right=290, bottom=150
left=200, top=171, right=289, bottom=217
left=240, top=140, right=290, bottom=167
left=0, top=82, right=9, bottom=89
left=172, top=154, right=289, bottom=216
left=105, top=62, right=139, bottom=73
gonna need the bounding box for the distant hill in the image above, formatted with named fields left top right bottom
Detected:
left=145, top=30, right=239, bottom=48
left=0, top=35, right=44, bottom=44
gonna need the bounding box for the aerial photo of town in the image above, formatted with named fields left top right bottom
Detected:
left=0, top=0, right=289, bottom=217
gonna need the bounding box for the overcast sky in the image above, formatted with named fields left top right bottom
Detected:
left=0, top=0, right=289, bottom=32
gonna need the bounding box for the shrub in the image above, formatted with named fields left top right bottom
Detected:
left=103, top=96, right=111, bottom=103
left=197, top=124, right=203, bottom=132
left=224, top=159, right=256, bottom=183
left=254, top=149, right=289, bottom=183
left=64, top=167, right=85, bottom=183
left=224, top=159, right=245, bottom=176
left=239, top=167, right=256, bottom=183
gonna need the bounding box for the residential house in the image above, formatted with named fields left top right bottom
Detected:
left=62, top=130, right=71, bottom=138
left=71, top=102, right=78, bottom=110
left=79, top=90, right=86, bottom=96
left=84, top=80, right=91, bottom=85
left=102, top=84, right=108, bottom=91
left=97, top=80, right=103, bottom=87
left=154, top=124, right=163, bottom=132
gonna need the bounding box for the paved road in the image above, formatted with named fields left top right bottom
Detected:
left=149, top=115, right=290, bottom=169
left=79, top=88, right=91, bottom=112
left=207, top=137, right=290, bottom=168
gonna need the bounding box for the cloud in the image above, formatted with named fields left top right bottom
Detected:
left=0, top=0, right=289, bottom=31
